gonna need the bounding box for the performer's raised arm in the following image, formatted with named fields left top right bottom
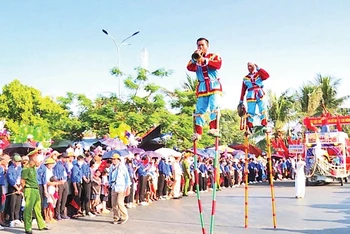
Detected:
left=255, top=64, right=269, bottom=80
left=187, top=60, right=197, bottom=72
left=207, top=54, right=222, bottom=70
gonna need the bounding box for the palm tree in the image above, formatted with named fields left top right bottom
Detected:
left=182, top=73, right=198, bottom=92
left=256, top=89, right=296, bottom=151
left=294, top=75, right=349, bottom=118
left=267, top=89, right=297, bottom=130
left=162, top=74, right=197, bottom=99
left=314, top=74, right=350, bottom=115
left=295, top=83, right=323, bottom=117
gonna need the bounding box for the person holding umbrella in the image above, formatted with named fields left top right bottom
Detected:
left=21, top=149, right=49, bottom=234
left=7, top=153, right=23, bottom=227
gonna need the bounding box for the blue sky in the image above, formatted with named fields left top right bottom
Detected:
left=1, top=0, right=349, bottom=110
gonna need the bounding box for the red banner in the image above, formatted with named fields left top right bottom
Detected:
left=304, top=115, right=350, bottom=128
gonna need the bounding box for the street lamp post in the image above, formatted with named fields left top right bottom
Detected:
left=102, top=29, right=140, bottom=98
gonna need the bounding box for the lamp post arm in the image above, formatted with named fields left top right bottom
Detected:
left=120, top=31, right=140, bottom=44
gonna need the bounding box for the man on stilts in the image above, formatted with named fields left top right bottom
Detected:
left=188, top=37, right=222, bottom=234
left=239, top=62, right=270, bottom=134
left=187, top=37, right=222, bottom=140
left=237, top=62, right=277, bottom=229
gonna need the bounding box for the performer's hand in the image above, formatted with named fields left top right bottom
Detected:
left=74, top=189, right=78, bottom=196
left=197, top=56, right=206, bottom=65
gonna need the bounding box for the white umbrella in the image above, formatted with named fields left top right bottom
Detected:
left=155, top=148, right=182, bottom=158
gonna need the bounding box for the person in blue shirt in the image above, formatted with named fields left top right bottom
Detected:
left=0, top=155, right=9, bottom=227
left=7, top=154, right=23, bottom=224
left=70, top=155, right=84, bottom=218
left=36, top=162, right=47, bottom=218
left=124, top=157, right=135, bottom=208
left=232, top=161, right=239, bottom=186
left=109, top=153, right=131, bottom=224
left=136, top=157, right=148, bottom=205
left=157, top=157, right=170, bottom=199
left=248, top=158, right=257, bottom=184
left=53, top=154, right=70, bottom=220
left=281, top=159, right=288, bottom=179
left=198, top=158, right=208, bottom=191
left=81, top=153, right=93, bottom=217
left=219, top=160, right=225, bottom=188
left=256, top=160, right=264, bottom=182
left=223, top=160, right=233, bottom=188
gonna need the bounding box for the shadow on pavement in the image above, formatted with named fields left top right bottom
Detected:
left=4, top=227, right=50, bottom=234
left=221, top=195, right=296, bottom=199
left=263, top=227, right=350, bottom=234
left=73, top=217, right=112, bottom=224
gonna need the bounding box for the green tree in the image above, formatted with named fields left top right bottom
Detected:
left=314, top=74, right=350, bottom=114
left=295, top=83, right=323, bottom=117
left=219, top=109, right=242, bottom=145
left=182, top=73, right=198, bottom=91
left=267, top=89, right=297, bottom=131
left=295, top=75, right=349, bottom=117
left=0, top=80, right=73, bottom=143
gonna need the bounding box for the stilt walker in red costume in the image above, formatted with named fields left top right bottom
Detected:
left=187, top=38, right=222, bottom=140
left=239, top=62, right=270, bottom=133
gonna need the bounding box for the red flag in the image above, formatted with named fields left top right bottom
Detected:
left=70, top=198, right=80, bottom=210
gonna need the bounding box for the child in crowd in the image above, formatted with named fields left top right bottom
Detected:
left=91, top=170, right=101, bottom=214
left=100, top=169, right=109, bottom=214
left=46, top=176, right=60, bottom=223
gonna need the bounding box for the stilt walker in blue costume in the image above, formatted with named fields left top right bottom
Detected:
left=187, top=37, right=222, bottom=140
left=238, top=62, right=270, bottom=133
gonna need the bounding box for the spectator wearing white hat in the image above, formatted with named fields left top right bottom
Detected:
left=26, top=135, right=36, bottom=147
left=74, top=143, right=83, bottom=157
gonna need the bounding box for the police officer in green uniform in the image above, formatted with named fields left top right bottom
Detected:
left=21, top=149, right=49, bottom=234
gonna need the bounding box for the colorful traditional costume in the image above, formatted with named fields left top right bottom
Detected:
left=187, top=53, right=222, bottom=137
left=239, top=64, right=270, bottom=130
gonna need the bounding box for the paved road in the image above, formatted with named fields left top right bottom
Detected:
left=5, top=181, right=350, bottom=234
